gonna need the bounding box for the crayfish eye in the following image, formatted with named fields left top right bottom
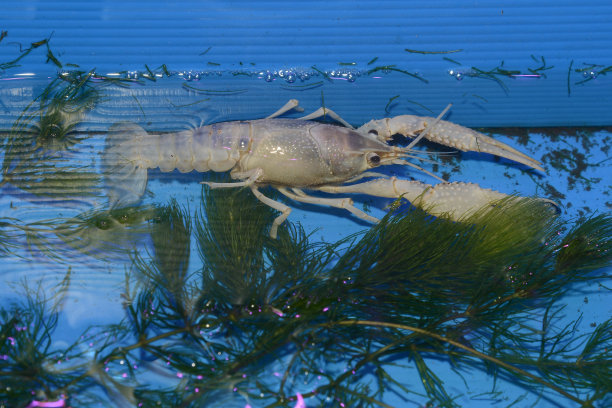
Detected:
left=366, top=152, right=381, bottom=166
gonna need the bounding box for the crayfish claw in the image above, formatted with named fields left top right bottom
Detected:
left=315, top=178, right=556, bottom=222
left=358, top=114, right=544, bottom=172
left=466, top=132, right=544, bottom=172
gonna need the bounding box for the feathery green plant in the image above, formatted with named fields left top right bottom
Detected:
left=0, top=205, right=158, bottom=261
left=2, top=186, right=609, bottom=407
left=0, top=71, right=102, bottom=197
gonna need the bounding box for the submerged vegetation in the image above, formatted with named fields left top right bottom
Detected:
left=0, top=204, right=159, bottom=262
left=0, top=70, right=103, bottom=198
left=1, top=186, right=611, bottom=407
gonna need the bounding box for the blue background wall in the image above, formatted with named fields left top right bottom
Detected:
left=2, top=0, right=612, bottom=126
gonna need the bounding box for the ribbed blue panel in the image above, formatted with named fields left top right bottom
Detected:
left=2, top=1, right=612, bottom=68
left=1, top=0, right=612, bottom=127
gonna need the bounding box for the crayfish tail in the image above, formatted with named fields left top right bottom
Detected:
left=102, top=122, right=149, bottom=208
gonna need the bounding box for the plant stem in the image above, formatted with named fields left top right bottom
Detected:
left=333, top=320, right=589, bottom=407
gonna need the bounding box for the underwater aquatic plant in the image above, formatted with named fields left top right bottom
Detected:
left=1, top=185, right=609, bottom=408
left=0, top=70, right=103, bottom=199
left=0, top=205, right=158, bottom=263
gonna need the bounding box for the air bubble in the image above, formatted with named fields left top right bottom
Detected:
left=285, top=71, right=296, bottom=83
left=239, top=138, right=249, bottom=150
left=447, top=69, right=463, bottom=80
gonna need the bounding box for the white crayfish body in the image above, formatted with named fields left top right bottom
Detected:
left=103, top=100, right=551, bottom=238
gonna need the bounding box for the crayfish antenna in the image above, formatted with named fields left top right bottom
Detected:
left=406, top=103, right=452, bottom=149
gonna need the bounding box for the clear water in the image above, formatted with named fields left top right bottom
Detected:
left=0, top=68, right=610, bottom=408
